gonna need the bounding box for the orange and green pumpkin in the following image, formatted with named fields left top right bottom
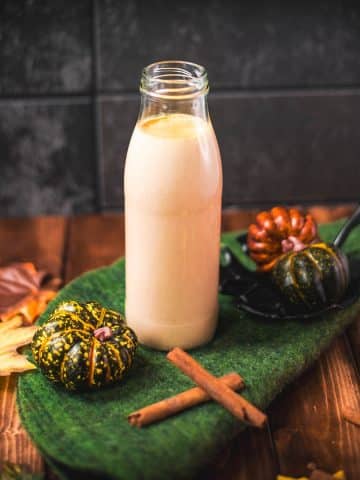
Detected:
left=247, top=206, right=318, bottom=272
left=31, top=301, right=138, bottom=391
left=272, top=242, right=349, bottom=308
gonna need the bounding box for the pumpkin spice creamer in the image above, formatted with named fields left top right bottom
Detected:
left=124, top=61, right=223, bottom=350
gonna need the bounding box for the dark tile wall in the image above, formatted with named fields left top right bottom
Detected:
left=0, top=100, right=96, bottom=216
left=0, top=0, right=359, bottom=216
left=210, top=91, right=360, bottom=205
left=98, top=1, right=360, bottom=90
left=0, top=1, right=92, bottom=94
left=99, top=96, right=139, bottom=208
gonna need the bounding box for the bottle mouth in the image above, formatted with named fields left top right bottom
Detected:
left=140, top=60, right=209, bottom=100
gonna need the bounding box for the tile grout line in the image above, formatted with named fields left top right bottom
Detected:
left=92, top=0, right=106, bottom=212
left=100, top=200, right=359, bottom=212
left=0, top=95, right=93, bottom=105
left=95, top=85, right=360, bottom=99
left=92, top=0, right=101, bottom=91
left=2, top=85, right=360, bottom=103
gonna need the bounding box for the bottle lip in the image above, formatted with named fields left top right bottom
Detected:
left=140, top=60, right=209, bottom=100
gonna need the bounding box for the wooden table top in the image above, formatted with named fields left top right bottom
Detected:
left=1, top=206, right=360, bottom=480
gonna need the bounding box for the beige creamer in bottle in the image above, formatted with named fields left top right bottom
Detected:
left=124, top=61, right=222, bottom=350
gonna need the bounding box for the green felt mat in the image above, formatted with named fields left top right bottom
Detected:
left=18, top=220, right=360, bottom=480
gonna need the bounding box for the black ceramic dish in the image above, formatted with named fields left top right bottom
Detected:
left=219, top=205, right=360, bottom=320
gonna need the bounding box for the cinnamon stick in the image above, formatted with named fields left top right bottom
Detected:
left=128, top=372, right=244, bottom=427
left=167, top=347, right=267, bottom=428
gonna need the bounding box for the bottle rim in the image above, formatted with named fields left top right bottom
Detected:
left=140, top=60, right=209, bottom=100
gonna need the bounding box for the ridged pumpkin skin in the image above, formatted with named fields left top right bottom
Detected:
left=32, top=301, right=138, bottom=391
left=247, top=206, right=318, bottom=272
left=272, top=242, right=349, bottom=307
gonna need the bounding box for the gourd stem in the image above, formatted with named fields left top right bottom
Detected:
left=281, top=236, right=307, bottom=253
left=94, top=326, right=113, bottom=341
left=333, top=204, right=360, bottom=249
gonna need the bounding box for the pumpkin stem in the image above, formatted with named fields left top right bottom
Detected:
left=94, top=326, right=113, bottom=341
left=281, top=235, right=307, bottom=253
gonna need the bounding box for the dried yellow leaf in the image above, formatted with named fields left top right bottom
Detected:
left=277, top=471, right=346, bottom=480
left=0, top=316, right=38, bottom=375
left=277, top=476, right=308, bottom=480
left=0, top=315, right=23, bottom=332
left=0, top=325, right=37, bottom=355
left=333, top=472, right=346, bottom=480
left=0, top=352, right=36, bottom=375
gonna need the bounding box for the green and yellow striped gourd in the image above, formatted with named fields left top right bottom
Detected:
left=32, top=301, right=137, bottom=391
left=272, top=242, right=349, bottom=308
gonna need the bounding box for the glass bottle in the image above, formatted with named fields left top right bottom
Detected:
left=124, top=60, right=223, bottom=350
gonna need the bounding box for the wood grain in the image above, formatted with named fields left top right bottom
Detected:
left=200, top=427, right=278, bottom=480
left=0, top=216, right=67, bottom=276
left=222, top=208, right=261, bottom=231
left=269, top=336, right=360, bottom=479
left=0, top=375, right=43, bottom=472
left=347, top=320, right=360, bottom=372
left=64, top=214, right=124, bottom=281
left=0, top=216, right=67, bottom=473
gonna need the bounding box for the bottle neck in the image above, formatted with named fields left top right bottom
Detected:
left=137, top=60, right=210, bottom=123
left=138, top=93, right=209, bottom=123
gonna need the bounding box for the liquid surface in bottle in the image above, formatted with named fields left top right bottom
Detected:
left=124, top=113, right=222, bottom=350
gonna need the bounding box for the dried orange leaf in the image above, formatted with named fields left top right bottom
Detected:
left=0, top=262, right=60, bottom=324
left=17, top=297, right=39, bottom=324
left=0, top=263, right=42, bottom=313
left=31, top=289, right=57, bottom=320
